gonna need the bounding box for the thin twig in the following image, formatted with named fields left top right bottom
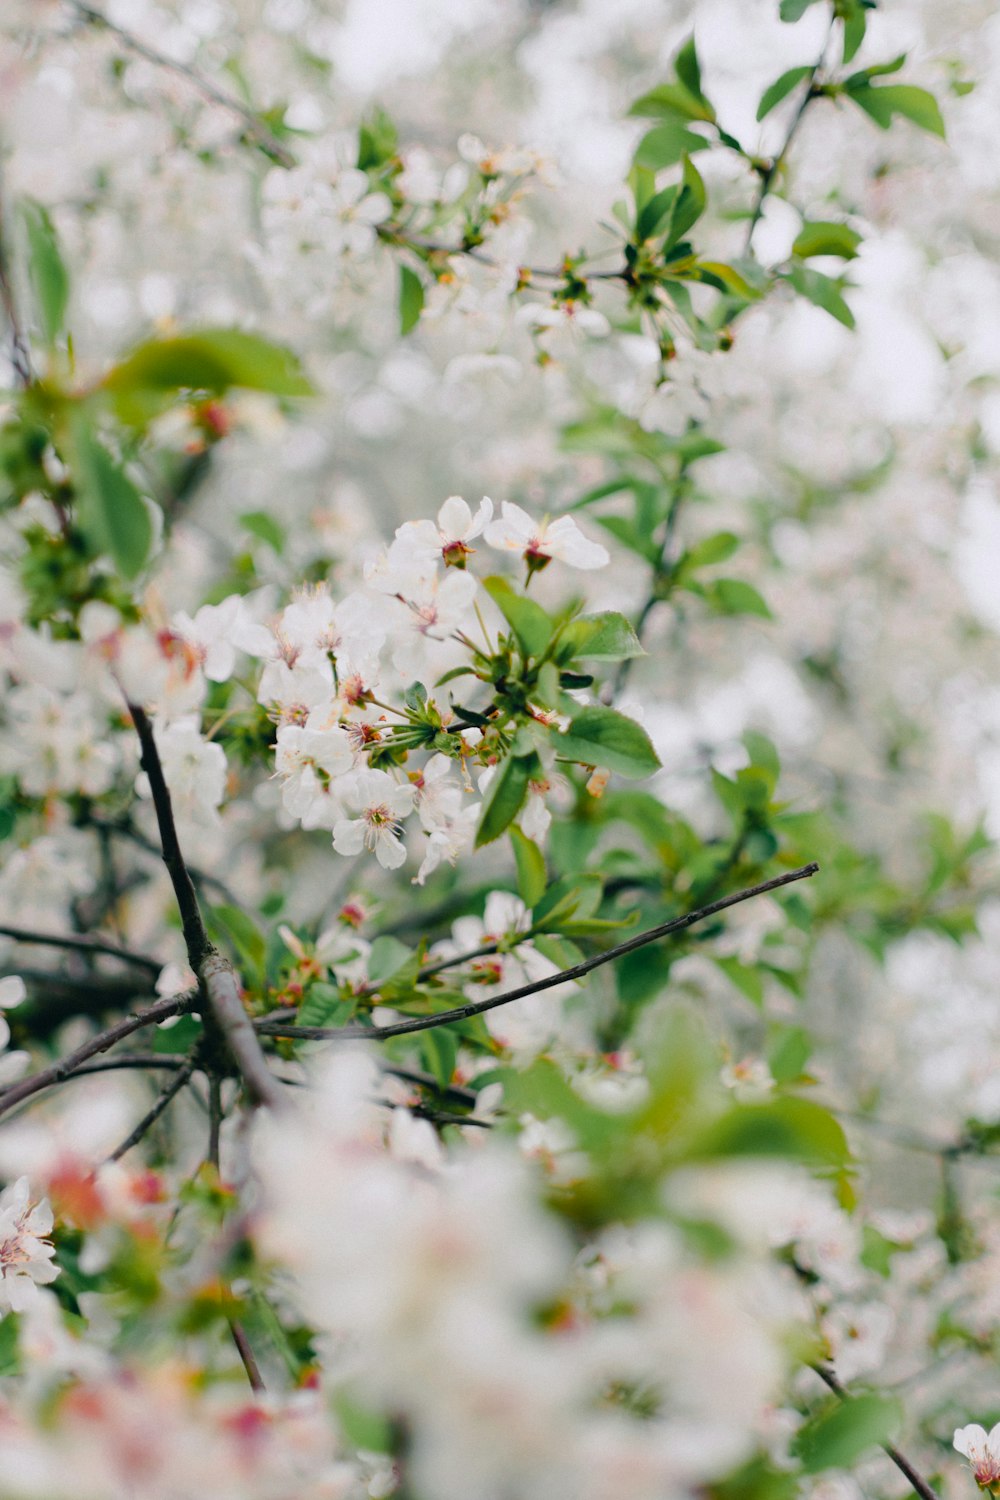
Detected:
left=746, top=20, right=834, bottom=252
left=127, top=702, right=283, bottom=1109
left=257, top=863, right=819, bottom=1043
left=416, top=941, right=500, bottom=983
left=207, top=1073, right=223, bottom=1170
left=230, top=1319, right=266, bottom=1393
left=0, top=992, right=191, bottom=1119
left=66, top=1, right=295, bottom=167
left=810, top=1364, right=941, bottom=1500
left=68, top=1053, right=190, bottom=1078
left=0, top=923, right=161, bottom=974
left=105, top=1058, right=196, bottom=1163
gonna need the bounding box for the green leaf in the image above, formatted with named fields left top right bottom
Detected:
left=335, top=1392, right=392, bottom=1453
left=152, top=1016, right=204, bottom=1055
left=842, top=7, right=867, bottom=64
left=564, top=611, right=645, bottom=662
left=399, top=264, right=425, bottom=335
left=792, top=221, right=862, bottom=260
left=510, top=826, right=547, bottom=909
left=743, top=730, right=780, bottom=780
left=846, top=82, right=945, bottom=138
left=22, top=199, right=69, bottom=345
left=298, top=983, right=354, bottom=1028
left=716, top=956, right=765, bottom=1007
left=786, top=265, right=856, bottom=329
left=207, top=903, right=266, bottom=981
left=674, top=36, right=703, bottom=100
left=756, top=66, right=813, bottom=121
left=676, top=530, right=740, bottom=577
left=768, top=1025, right=812, bottom=1084
left=476, top=754, right=533, bottom=847
left=0, top=1313, right=20, bottom=1376
left=103, top=328, right=313, bottom=419
left=664, top=155, right=707, bottom=248
left=483, top=575, right=553, bottom=659
left=779, top=0, right=823, bottom=18
left=633, top=123, right=711, bottom=171
left=691, top=1096, right=851, bottom=1169
left=367, top=935, right=414, bottom=988
left=792, top=1393, right=902, bottom=1473
left=68, top=414, right=154, bottom=580
left=240, top=509, right=285, bottom=553
left=707, top=578, right=773, bottom=619
left=555, top=705, right=661, bottom=780
left=421, top=1026, right=458, bottom=1090
left=628, top=82, right=715, bottom=124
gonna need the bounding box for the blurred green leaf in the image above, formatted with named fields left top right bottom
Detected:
left=756, top=65, right=812, bottom=120
left=22, top=199, right=69, bottom=346
left=399, top=264, right=425, bottom=335
left=68, top=413, right=154, bottom=580
left=792, top=1392, right=901, bottom=1473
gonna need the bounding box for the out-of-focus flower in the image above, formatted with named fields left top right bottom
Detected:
left=0, top=1177, right=58, bottom=1313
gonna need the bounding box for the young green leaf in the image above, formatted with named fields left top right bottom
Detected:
left=792, top=1393, right=902, bottom=1474
left=786, top=265, right=856, bottom=329
left=706, top=578, right=773, bottom=618
left=563, top=611, right=645, bottom=662
left=555, top=705, right=661, bottom=780
left=756, top=66, right=813, bottom=121
left=68, top=414, right=154, bottom=580
left=510, top=826, right=547, bottom=909
left=476, top=754, right=534, bottom=847
left=483, top=575, right=553, bottom=659
left=633, top=123, right=711, bottom=171
left=102, top=328, right=314, bottom=420
left=792, top=221, right=862, bottom=260
left=22, top=199, right=69, bottom=346
left=846, top=82, right=945, bottom=138
left=399, top=264, right=425, bottom=335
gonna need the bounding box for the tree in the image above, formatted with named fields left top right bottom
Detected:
left=0, top=2, right=992, bottom=1496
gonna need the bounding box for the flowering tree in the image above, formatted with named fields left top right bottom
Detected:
left=0, top=0, right=998, bottom=1496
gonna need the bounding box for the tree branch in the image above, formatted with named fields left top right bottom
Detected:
left=105, top=1058, right=196, bottom=1163
left=745, top=20, right=834, bottom=252
left=66, top=1, right=295, bottom=167
left=0, top=992, right=191, bottom=1120
left=127, top=703, right=284, bottom=1109
left=257, top=863, right=819, bottom=1043
left=810, top=1364, right=941, bottom=1500
left=0, top=923, right=161, bottom=975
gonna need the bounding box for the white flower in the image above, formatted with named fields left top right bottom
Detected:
left=170, top=595, right=246, bottom=683
left=385, top=495, right=494, bottom=574
left=0, top=978, right=29, bottom=1087
left=332, top=769, right=415, bottom=869
left=136, top=717, right=227, bottom=824
left=954, top=1424, right=1000, bottom=1489
left=274, top=720, right=354, bottom=828
left=0, top=1177, right=58, bottom=1313
left=516, top=301, right=611, bottom=338
left=484, top=501, right=609, bottom=572
left=329, top=169, right=392, bottom=256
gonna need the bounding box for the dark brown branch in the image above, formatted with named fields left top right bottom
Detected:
left=202, top=952, right=284, bottom=1109
left=106, top=1058, right=196, bottom=1162
left=257, top=863, right=819, bottom=1043
left=416, top=941, right=500, bottom=983
left=67, top=1053, right=190, bottom=1078
left=127, top=703, right=283, bottom=1109
left=66, top=1, right=295, bottom=167
left=0, top=992, right=191, bottom=1119
left=129, top=704, right=212, bottom=970
left=811, top=1365, right=940, bottom=1500
left=0, top=923, right=161, bottom=974
left=230, top=1319, right=266, bottom=1393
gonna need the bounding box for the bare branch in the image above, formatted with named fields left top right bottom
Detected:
left=0, top=992, right=191, bottom=1120
left=417, top=941, right=499, bottom=984
left=127, top=703, right=284, bottom=1109
left=129, top=703, right=212, bottom=971
left=67, top=1054, right=191, bottom=1078
left=257, top=863, right=820, bottom=1044
left=745, top=20, right=834, bottom=252
left=0, top=923, right=161, bottom=975
left=810, top=1364, right=941, bottom=1500
left=105, top=1058, right=196, bottom=1163
left=66, top=2, right=295, bottom=168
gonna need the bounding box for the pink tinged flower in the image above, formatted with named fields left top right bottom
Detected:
left=332, top=769, right=415, bottom=869
left=0, top=1176, right=58, bottom=1313
left=484, top=500, right=609, bottom=572
left=955, top=1424, right=1000, bottom=1489
left=170, top=594, right=246, bottom=683
left=274, top=722, right=354, bottom=826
